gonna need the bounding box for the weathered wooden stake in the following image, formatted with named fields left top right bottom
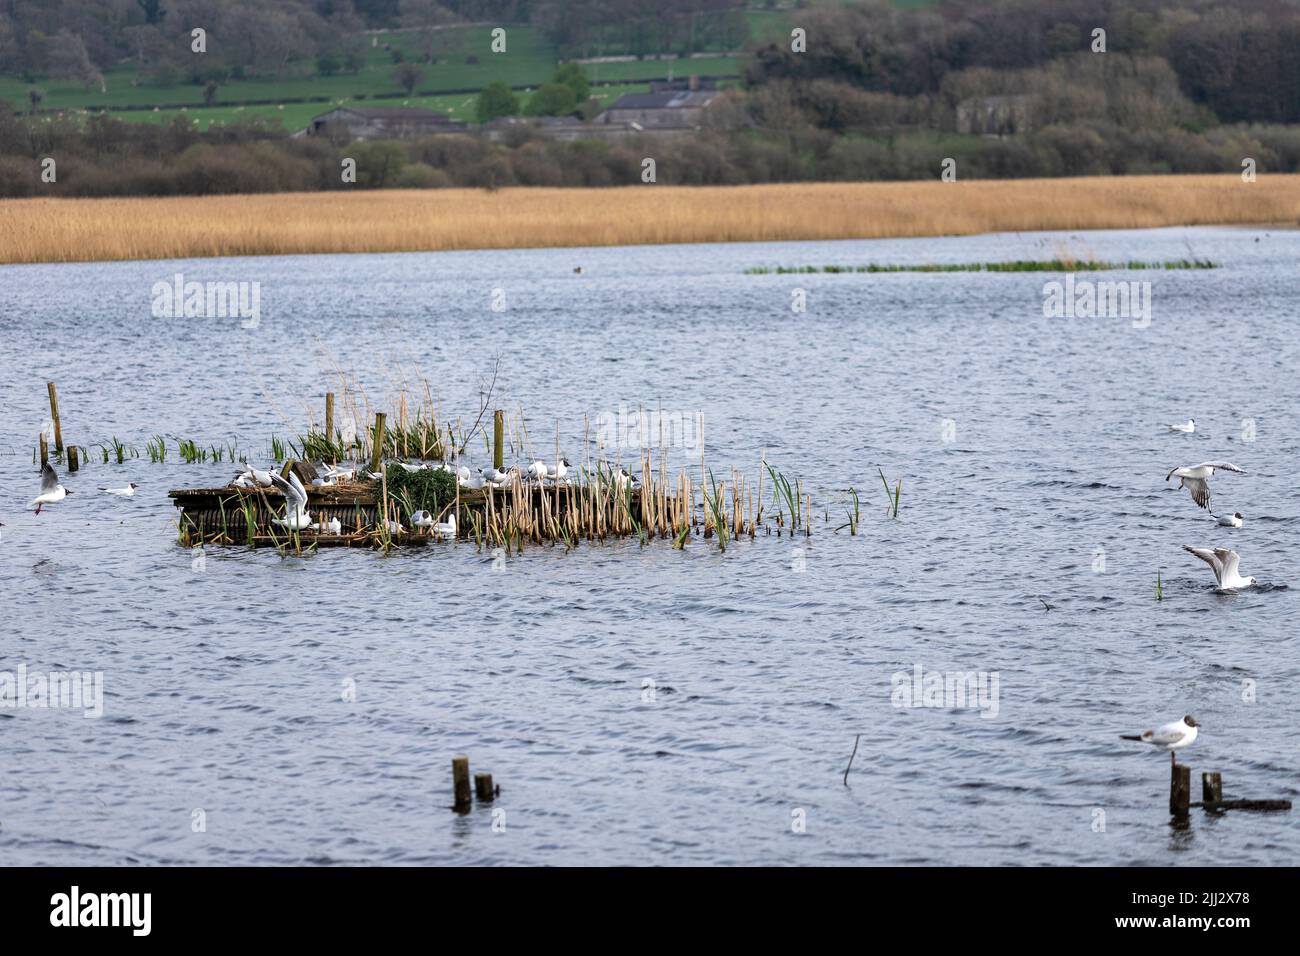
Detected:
left=46, top=381, right=64, bottom=454
left=1202, top=772, right=1222, bottom=803
left=324, top=392, right=335, bottom=448
left=1170, top=762, right=1190, bottom=816
left=67, top=446, right=79, bottom=473
left=370, top=412, right=386, bottom=475
left=493, top=409, right=504, bottom=471
left=39, top=433, right=48, bottom=466
left=475, top=772, right=494, bottom=802
left=452, top=755, right=472, bottom=812
left=1196, top=798, right=1291, bottom=812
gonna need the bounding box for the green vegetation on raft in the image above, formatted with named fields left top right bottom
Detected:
left=745, top=259, right=1219, bottom=275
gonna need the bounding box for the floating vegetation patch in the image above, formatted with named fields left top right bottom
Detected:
left=744, top=259, right=1218, bottom=275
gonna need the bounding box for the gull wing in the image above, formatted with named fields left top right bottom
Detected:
left=1149, top=721, right=1187, bottom=746
left=1214, top=549, right=1241, bottom=579
left=269, top=472, right=308, bottom=514
left=1184, top=476, right=1211, bottom=510
left=40, top=462, right=58, bottom=492
left=1198, top=462, right=1246, bottom=475
left=1183, top=545, right=1224, bottom=584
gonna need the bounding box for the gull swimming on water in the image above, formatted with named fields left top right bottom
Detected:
left=30, top=462, right=72, bottom=514
left=433, top=512, right=456, bottom=539
left=1183, top=545, right=1256, bottom=590
left=100, top=483, right=138, bottom=497
left=1166, top=461, right=1246, bottom=511
left=1168, top=419, right=1195, bottom=433
left=1120, top=715, right=1199, bottom=766
left=1217, top=512, right=1243, bottom=528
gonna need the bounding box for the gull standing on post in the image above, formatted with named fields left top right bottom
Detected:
left=1120, top=715, right=1199, bottom=767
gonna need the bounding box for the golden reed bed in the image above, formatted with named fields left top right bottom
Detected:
left=1, top=176, right=1296, bottom=264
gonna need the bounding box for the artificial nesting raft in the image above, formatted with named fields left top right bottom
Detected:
left=172, top=456, right=797, bottom=551
left=170, top=476, right=658, bottom=549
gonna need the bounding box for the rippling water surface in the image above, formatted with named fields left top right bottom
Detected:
left=1, top=226, right=1297, bottom=865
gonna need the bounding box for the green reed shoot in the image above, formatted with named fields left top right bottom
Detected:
left=765, top=463, right=799, bottom=531
left=878, top=468, right=901, bottom=518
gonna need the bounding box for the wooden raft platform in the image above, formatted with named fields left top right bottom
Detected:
left=169, top=481, right=649, bottom=548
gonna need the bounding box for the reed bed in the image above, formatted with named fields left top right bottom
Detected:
left=3, top=176, right=1296, bottom=264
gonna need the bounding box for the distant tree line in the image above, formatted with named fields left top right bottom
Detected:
left=4, top=0, right=1300, bottom=195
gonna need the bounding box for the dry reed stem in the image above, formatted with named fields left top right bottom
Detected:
left=3, top=176, right=1296, bottom=264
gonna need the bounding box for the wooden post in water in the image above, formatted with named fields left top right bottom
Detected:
left=39, top=433, right=48, bottom=466
left=67, top=446, right=79, bottom=473
left=46, top=381, right=64, bottom=454
left=475, top=772, right=494, bottom=802
left=324, top=392, right=335, bottom=452
left=493, top=409, right=504, bottom=471
left=1170, top=762, right=1191, bottom=817
left=1202, top=772, right=1222, bottom=804
left=369, top=412, right=386, bottom=475
left=452, top=755, right=472, bottom=812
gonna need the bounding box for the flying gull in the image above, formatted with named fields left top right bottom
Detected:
left=1166, top=461, right=1245, bottom=511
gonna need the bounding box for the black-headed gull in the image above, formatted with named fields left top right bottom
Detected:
left=411, top=510, right=435, bottom=529
left=326, top=516, right=342, bottom=534
left=269, top=471, right=316, bottom=531
left=526, top=460, right=548, bottom=481
left=100, top=483, right=138, bottom=497
left=1166, top=461, right=1245, bottom=511
left=1217, top=512, right=1243, bottom=528
left=433, top=512, right=456, bottom=538
left=30, top=462, right=72, bottom=514
left=553, top=457, right=571, bottom=482
left=238, top=465, right=275, bottom=487
left=1120, top=715, right=1199, bottom=766
left=1168, top=419, right=1195, bottom=433
left=610, top=464, right=637, bottom=491
left=1183, top=545, right=1256, bottom=590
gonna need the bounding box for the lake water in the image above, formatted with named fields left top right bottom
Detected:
left=1, top=225, right=1297, bottom=865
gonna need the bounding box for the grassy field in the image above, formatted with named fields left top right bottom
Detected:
left=0, top=21, right=742, bottom=131
left=1, top=176, right=1295, bottom=265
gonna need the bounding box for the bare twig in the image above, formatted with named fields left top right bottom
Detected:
left=458, top=354, right=501, bottom=455
left=843, top=734, right=860, bottom=786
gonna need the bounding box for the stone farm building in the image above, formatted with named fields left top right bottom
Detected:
left=306, top=106, right=467, bottom=140
left=593, top=78, right=721, bottom=132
